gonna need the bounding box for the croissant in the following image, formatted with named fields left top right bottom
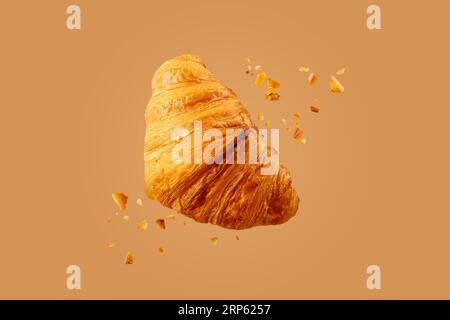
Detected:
left=144, top=54, right=299, bottom=229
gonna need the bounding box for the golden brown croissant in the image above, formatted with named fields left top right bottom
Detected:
left=144, top=54, right=299, bottom=229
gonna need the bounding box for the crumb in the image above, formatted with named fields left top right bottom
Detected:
left=299, top=66, right=310, bottom=72
left=254, top=65, right=262, bottom=70
left=265, top=91, right=280, bottom=101
left=165, top=215, right=176, bottom=220
left=267, top=78, right=280, bottom=90
left=112, top=192, right=128, bottom=211
left=255, top=72, right=267, bottom=88
left=265, top=120, right=271, bottom=127
left=211, top=237, right=219, bottom=246
left=336, top=68, right=346, bottom=75
left=281, top=118, right=287, bottom=124
left=106, top=218, right=111, bottom=223
left=137, top=220, right=148, bottom=230
left=293, top=128, right=304, bottom=142
left=106, top=242, right=115, bottom=248
left=183, top=221, right=187, bottom=226
left=122, top=215, right=130, bottom=222
left=125, top=252, right=133, bottom=264
left=136, top=198, right=143, bottom=206
left=158, top=246, right=164, bottom=253
left=235, top=235, right=240, bottom=240
left=257, top=113, right=264, bottom=121
left=308, top=73, right=317, bottom=85
left=330, top=76, right=344, bottom=93
left=300, top=137, right=306, bottom=144
left=155, top=218, right=166, bottom=230
left=310, top=106, right=320, bottom=113
left=245, top=57, right=251, bottom=65
left=293, top=112, right=301, bottom=119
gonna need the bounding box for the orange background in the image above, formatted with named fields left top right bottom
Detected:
left=1, top=0, right=449, bottom=299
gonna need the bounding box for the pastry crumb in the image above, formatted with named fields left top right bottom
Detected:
left=125, top=252, right=133, bottom=264
left=336, top=67, right=346, bottom=75
left=235, top=235, right=240, bottom=240
left=112, top=192, right=128, bottom=211
left=293, top=128, right=304, bottom=142
left=158, top=246, right=164, bottom=253
left=137, top=219, right=148, bottom=230
left=257, top=113, right=264, bottom=121
left=136, top=198, right=143, bottom=206
left=299, top=66, right=310, bottom=72
left=122, top=215, right=130, bottom=222
left=156, top=218, right=166, bottom=230
left=255, top=72, right=267, bottom=88
left=211, top=236, right=219, bottom=246
left=265, top=91, right=280, bottom=101
left=308, top=73, right=317, bottom=85
left=267, top=78, right=280, bottom=90
left=106, top=242, right=115, bottom=248
left=310, top=106, right=320, bottom=113
left=330, top=76, right=344, bottom=93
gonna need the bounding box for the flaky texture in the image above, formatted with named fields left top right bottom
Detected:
left=144, top=54, right=299, bottom=229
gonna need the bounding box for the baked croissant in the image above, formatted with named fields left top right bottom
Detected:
left=144, top=54, right=299, bottom=229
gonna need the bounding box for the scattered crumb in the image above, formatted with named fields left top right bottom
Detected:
left=281, top=118, right=287, bottom=124
left=165, top=215, right=176, bottom=220
left=155, top=218, right=166, bottom=230
left=137, top=219, right=148, bottom=230
left=136, top=198, right=143, bottom=206
left=265, top=91, right=280, bottom=101
left=330, top=76, right=345, bottom=93
left=308, top=73, right=317, bottom=85
left=293, top=128, right=304, bottom=142
left=112, top=192, right=128, bottom=211
left=293, top=112, right=301, bottom=119
left=310, top=106, right=320, bottom=113
left=106, top=218, right=111, bottom=223
left=287, top=125, right=294, bottom=133
left=267, top=78, right=280, bottom=90
left=235, top=235, right=240, bottom=240
left=125, top=252, right=133, bottom=264
left=265, top=120, right=271, bottom=127
left=106, top=242, right=115, bottom=248
left=254, top=65, right=262, bottom=70
left=299, top=66, right=310, bottom=72
left=255, top=72, right=267, bottom=88
left=300, top=137, right=306, bottom=144
left=183, top=221, right=187, bottom=226
left=122, top=215, right=130, bottom=222
left=257, top=113, right=264, bottom=121
left=336, top=67, right=346, bottom=75
left=158, top=246, right=164, bottom=253
left=245, top=57, right=251, bottom=65
left=211, top=237, right=219, bottom=246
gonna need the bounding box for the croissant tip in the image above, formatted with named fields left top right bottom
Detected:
left=174, top=54, right=206, bottom=67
